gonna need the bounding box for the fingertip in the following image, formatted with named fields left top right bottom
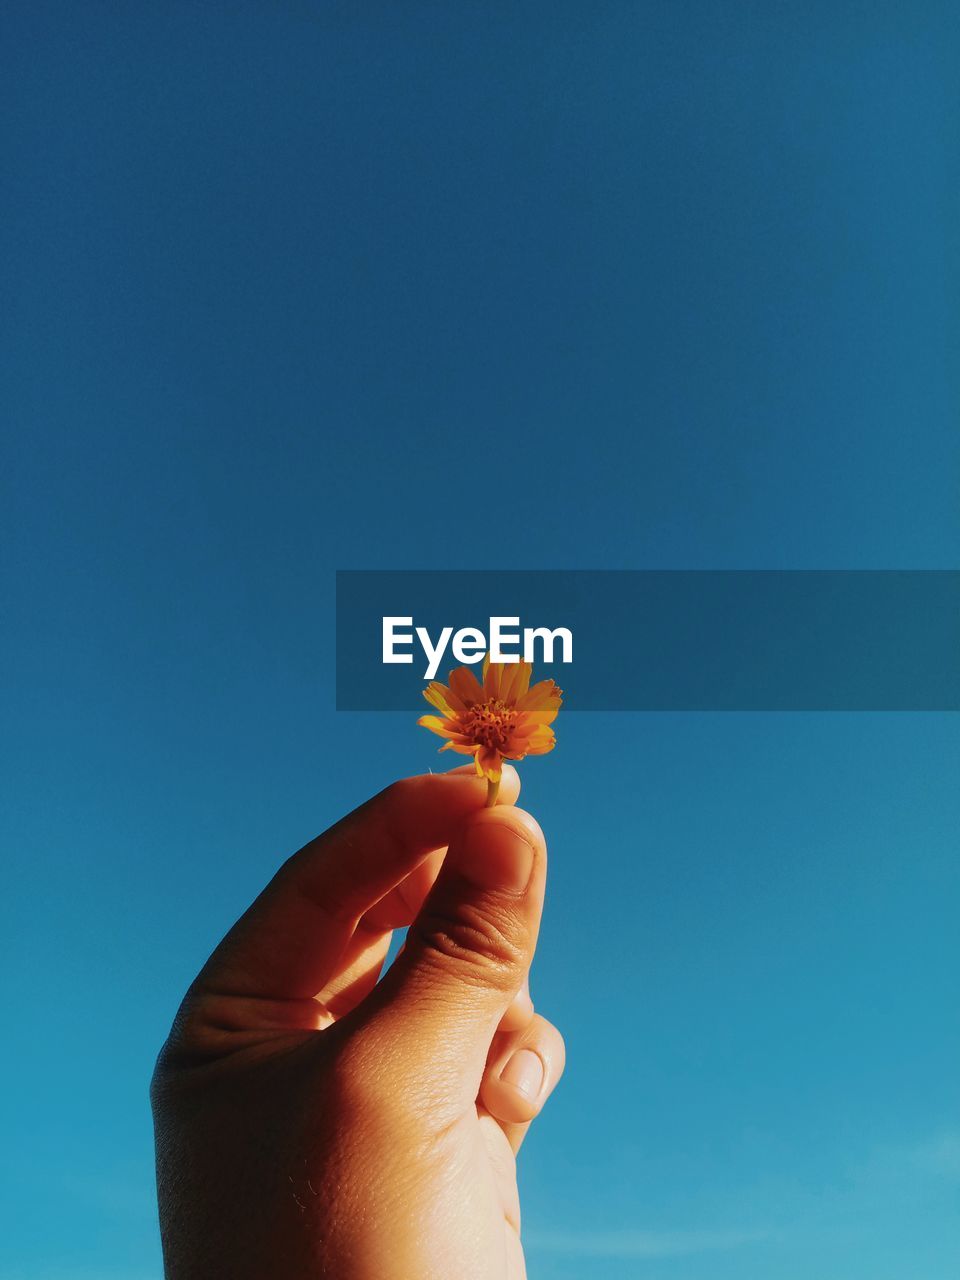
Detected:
left=443, top=760, right=521, bottom=807
left=500, top=1048, right=545, bottom=1108
left=454, top=809, right=538, bottom=893
left=480, top=1014, right=566, bottom=1126
left=466, top=804, right=544, bottom=856
left=498, top=763, right=521, bottom=806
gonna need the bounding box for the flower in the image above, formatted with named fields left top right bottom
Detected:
left=418, top=655, right=562, bottom=792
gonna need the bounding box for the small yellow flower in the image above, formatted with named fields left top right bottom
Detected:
left=418, top=655, right=562, bottom=803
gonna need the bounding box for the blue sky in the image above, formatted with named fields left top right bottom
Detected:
left=2, top=2, right=958, bottom=1278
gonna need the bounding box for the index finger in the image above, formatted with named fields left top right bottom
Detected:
left=196, top=764, right=521, bottom=1001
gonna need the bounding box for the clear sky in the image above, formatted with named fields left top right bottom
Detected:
left=2, top=3, right=958, bottom=1278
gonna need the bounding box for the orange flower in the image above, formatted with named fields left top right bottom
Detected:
left=418, top=655, right=562, bottom=799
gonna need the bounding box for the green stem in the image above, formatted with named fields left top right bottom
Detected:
left=485, top=778, right=500, bottom=807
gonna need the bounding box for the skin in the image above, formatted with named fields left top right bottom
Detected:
left=151, top=763, right=565, bottom=1279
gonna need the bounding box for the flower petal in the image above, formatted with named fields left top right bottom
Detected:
left=422, top=682, right=459, bottom=719
left=449, top=664, right=484, bottom=707
left=476, top=745, right=503, bottom=781
left=523, top=726, right=556, bottom=755
left=510, top=660, right=533, bottom=703
left=517, top=679, right=563, bottom=712
left=498, top=660, right=531, bottom=706
left=417, top=714, right=463, bottom=740
left=443, top=684, right=467, bottom=715
left=482, top=654, right=502, bottom=698
left=520, top=707, right=559, bottom=727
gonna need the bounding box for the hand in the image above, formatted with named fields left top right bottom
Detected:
left=151, top=765, right=565, bottom=1279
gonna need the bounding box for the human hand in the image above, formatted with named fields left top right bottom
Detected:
left=151, top=765, right=564, bottom=1279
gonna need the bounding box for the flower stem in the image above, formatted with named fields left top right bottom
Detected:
left=485, top=778, right=500, bottom=807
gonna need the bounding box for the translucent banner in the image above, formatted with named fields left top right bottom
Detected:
left=336, top=570, right=960, bottom=711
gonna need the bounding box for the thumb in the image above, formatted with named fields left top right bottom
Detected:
left=359, top=806, right=546, bottom=1095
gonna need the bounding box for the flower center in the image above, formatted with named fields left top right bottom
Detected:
left=462, top=698, right=518, bottom=751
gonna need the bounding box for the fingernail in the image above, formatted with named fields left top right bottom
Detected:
left=500, top=1048, right=544, bottom=1099
left=458, top=814, right=537, bottom=893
